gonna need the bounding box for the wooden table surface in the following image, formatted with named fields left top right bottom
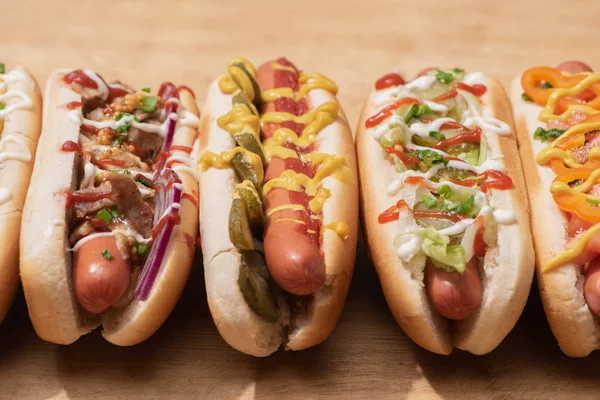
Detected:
left=2, top=0, right=600, bottom=398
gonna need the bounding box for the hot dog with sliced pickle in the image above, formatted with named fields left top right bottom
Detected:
left=358, top=67, right=534, bottom=355
left=512, top=61, right=600, bottom=357
left=198, top=57, right=358, bottom=357
left=20, top=69, right=200, bottom=345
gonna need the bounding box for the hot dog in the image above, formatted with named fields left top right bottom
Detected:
left=358, top=67, right=534, bottom=355
left=20, top=69, right=200, bottom=345
left=198, top=57, right=358, bottom=357
left=0, top=64, right=42, bottom=325
left=511, top=61, right=600, bottom=357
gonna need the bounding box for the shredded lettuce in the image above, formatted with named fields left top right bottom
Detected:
left=421, top=227, right=467, bottom=273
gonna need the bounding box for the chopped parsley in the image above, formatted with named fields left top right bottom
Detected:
left=101, top=249, right=113, bottom=261
left=422, top=195, right=438, bottom=209
left=115, top=112, right=132, bottom=134
left=521, top=93, right=533, bottom=102
left=113, top=134, right=127, bottom=145
left=139, top=95, right=159, bottom=113
left=439, top=184, right=453, bottom=199
left=442, top=194, right=476, bottom=215
left=96, top=208, right=113, bottom=223
left=435, top=69, right=455, bottom=84
left=411, top=149, right=448, bottom=166
left=533, top=127, right=564, bottom=142
left=428, top=131, right=446, bottom=141
left=404, top=104, right=432, bottom=124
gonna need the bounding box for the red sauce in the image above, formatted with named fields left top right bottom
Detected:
left=413, top=210, right=466, bottom=223
left=151, top=211, right=181, bottom=238
left=60, top=140, right=81, bottom=152
left=445, top=178, right=478, bottom=188
left=432, top=90, right=458, bottom=103
left=66, top=101, right=83, bottom=110
left=473, top=218, right=487, bottom=257
left=184, top=232, right=195, bottom=251
left=177, top=85, right=196, bottom=98
left=96, top=158, right=128, bottom=168
left=404, top=176, right=426, bottom=186
left=107, top=85, right=130, bottom=102
left=196, top=236, right=203, bottom=250
left=384, top=142, right=420, bottom=166
left=480, top=170, right=513, bottom=192
left=432, top=127, right=482, bottom=150
left=158, top=82, right=179, bottom=100
left=416, top=67, right=437, bottom=77
left=365, top=97, right=420, bottom=128
left=170, top=145, right=193, bottom=154
left=182, top=192, right=199, bottom=208
left=375, top=73, right=405, bottom=90
left=455, top=82, right=487, bottom=97
left=154, top=150, right=170, bottom=169
left=81, top=124, right=99, bottom=136
left=378, top=200, right=410, bottom=224
left=63, top=69, right=98, bottom=89
left=90, top=218, right=107, bottom=229
left=66, top=190, right=112, bottom=206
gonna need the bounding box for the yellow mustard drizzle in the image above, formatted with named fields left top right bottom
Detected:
left=308, top=187, right=331, bottom=213
left=544, top=223, right=600, bottom=272
left=261, top=72, right=339, bottom=102
left=267, top=204, right=307, bottom=217
left=217, top=103, right=262, bottom=143
left=275, top=218, right=306, bottom=225
left=198, top=147, right=264, bottom=183
left=539, top=74, right=600, bottom=122
left=537, top=121, right=600, bottom=167
left=271, top=62, right=297, bottom=72
left=218, top=57, right=258, bottom=99
left=323, top=221, right=350, bottom=240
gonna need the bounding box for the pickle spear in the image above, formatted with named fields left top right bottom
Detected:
left=238, top=251, right=280, bottom=322
left=230, top=151, right=260, bottom=188
left=235, top=181, right=264, bottom=231
left=229, top=197, right=255, bottom=250
left=230, top=62, right=261, bottom=104
left=232, top=92, right=259, bottom=116
left=233, top=130, right=266, bottom=166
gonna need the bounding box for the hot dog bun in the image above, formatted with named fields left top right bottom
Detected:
left=357, top=72, right=534, bottom=355
left=0, top=67, right=42, bottom=324
left=20, top=70, right=199, bottom=345
left=510, top=74, right=600, bottom=357
left=199, top=61, right=358, bottom=357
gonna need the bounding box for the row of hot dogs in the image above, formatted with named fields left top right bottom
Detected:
left=0, top=58, right=598, bottom=357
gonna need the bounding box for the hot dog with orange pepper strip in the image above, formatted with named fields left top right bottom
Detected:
left=359, top=66, right=534, bottom=355
left=198, top=57, right=358, bottom=357
left=512, top=61, right=600, bottom=357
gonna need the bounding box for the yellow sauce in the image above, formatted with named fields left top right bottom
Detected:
left=543, top=223, right=600, bottom=272
left=198, top=147, right=264, bottom=183
left=217, top=104, right=261, bottom=142
left=308, top=187, right=331, bottom=213
left=540, top=74, right=600, bottom=122
left=323, top=221, right=350, bottom=240
left=275, top=218, right=306, bottom=225
left=218, top=57, right=258, bottom=99
left=537, top=121, right=600, bottom=167
left=267, top=204, right=307, bottom=217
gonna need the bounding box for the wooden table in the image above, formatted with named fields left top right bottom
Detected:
left=3, top=0, right=600, bottom=398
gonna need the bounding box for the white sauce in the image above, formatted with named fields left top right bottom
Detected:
left=83, top=69, right=109, bottom=99
left=404, top=76, right=437, bottom=91
left=0, top=133, right=31, bottom=163
left=70, top=229, right=152, bottom=252
left=423, top=100, right=448, bottom=114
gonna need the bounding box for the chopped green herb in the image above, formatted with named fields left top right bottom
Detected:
left=142, top=87, right=151, bottom=93
left=422, top=195, right=438, bottom=209
left=533, top=127, right=564, bottom=142
left=428, top=131, right=446, bottom=141
left=101, top=249, right=113, bottom=261
left=435, top=69, right=455, bottom=84
left=444, top=195, right=476, bottom=215
left=521, top=93, right=533, bottom=102
left=588, top=198, right=600, bottom=207
left=135, top=175, right=153, bottom=188
left=109, top=207, right=119, bottom=219
left=123, top=169, right=132, bottom=175
left=115, top=112, right=128, bottom=121
left=113, top=135, right=127, bottom=145
left=404, top=104, right=432, bottom=124
left=0, top=102, right=5, bottom=111
left=439, top=184, right=453, bottom=199
left=0, top=63, right=5, bottom=74
left=452, top=68, right=464, bottom=74
left=137, top=243, right=150, bottom=257
left=412, top=149, right=448, bottom=166
left=96, top=208, right=113, bottom=223
left=541, top=81, right=553, bottom=89
left=139, top=95, right=158, bottom=113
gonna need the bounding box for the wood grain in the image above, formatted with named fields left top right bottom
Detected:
left=2, top=0, right=600, bottom=398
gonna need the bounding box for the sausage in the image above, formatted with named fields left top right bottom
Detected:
left=556, top=61, right=593, bottom=74
left=425, top=257, right=482, bottom=320
left=257, top=60, right=326, bottom=296
left=73, top=235, right=131, bottom=314
left=584, top=258, right=600, bottom=317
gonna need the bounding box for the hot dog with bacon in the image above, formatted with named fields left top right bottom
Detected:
left=198, top=57, right=358, bottom=356
left=20, top=69, right=200, bottom=345
left=511, top=61, right=600, bottom=357
left=0, top=64, right=41, bottom=325
left=358, top=67, right=534, bottom=354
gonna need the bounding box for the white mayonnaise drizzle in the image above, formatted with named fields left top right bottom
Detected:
left=404, top=76, right=437, bottom=91
left=70, top=229, right=152, bottom=252
left=83, top=69, right=109, bottom=99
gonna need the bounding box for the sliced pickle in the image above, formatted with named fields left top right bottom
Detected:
left=232, top=92, right=259, bottom=115
left=413, top=201, right=455, bottom=230
left=229, top=197, right=255, bottom=250
left=230, top=62, right=261, bottom=104
left=236, top=181, right=264, bottom=231
left=431, top=167, right=476, bottom=183
left=230, top=151, right=260, bottom=188
left=233, top=131, right=266, bottom=166
left=238, top=251, right=280, bottom=322
left=445, top=142, right=478, bottom=156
